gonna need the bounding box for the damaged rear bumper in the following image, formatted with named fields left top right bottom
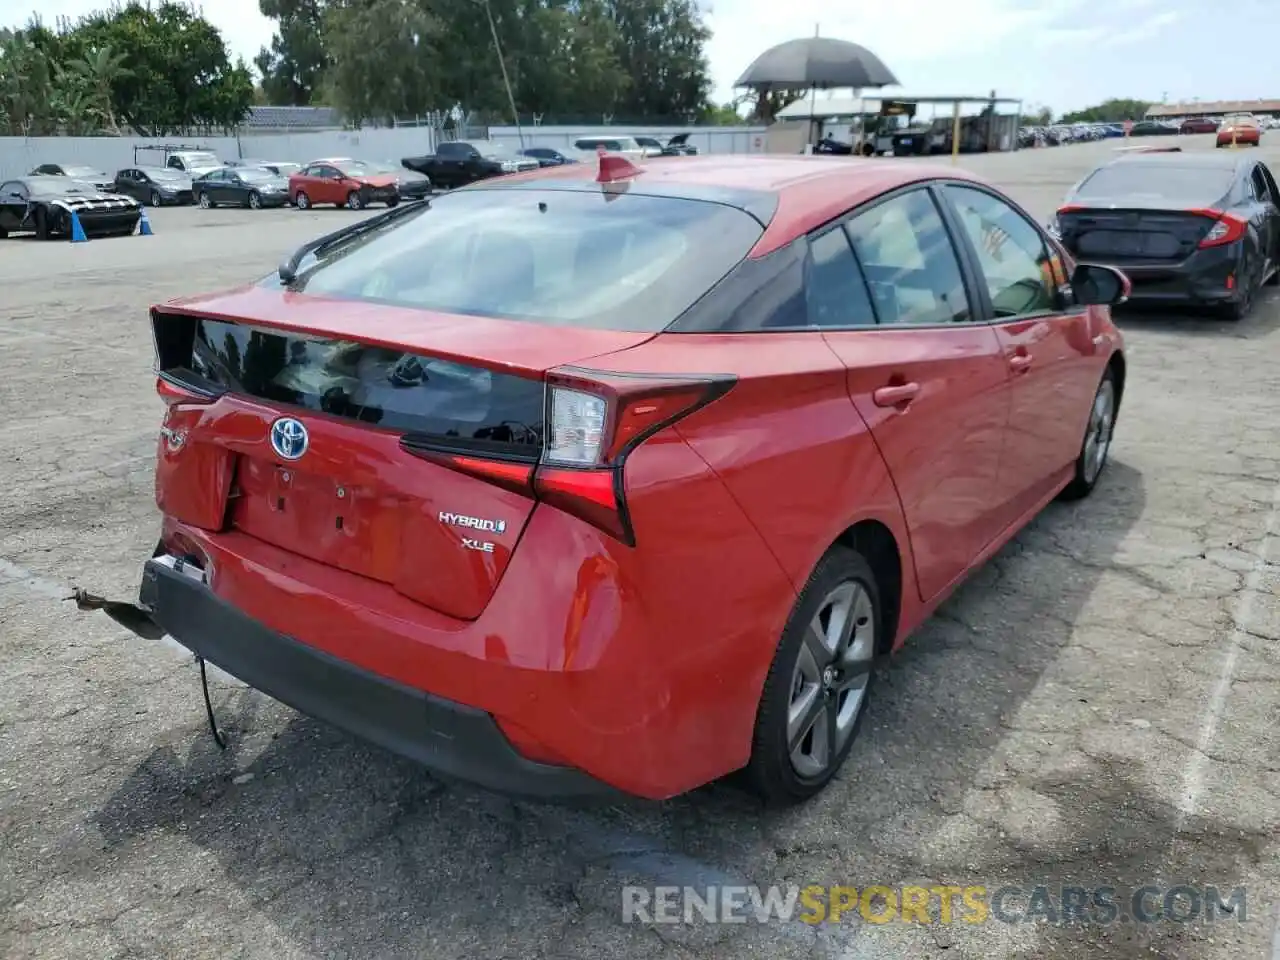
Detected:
left=123, top=555, right=613, bottom=799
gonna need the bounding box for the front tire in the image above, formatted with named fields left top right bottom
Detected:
left=346, top=190, right=365, bottom=210
left=149, top=190, right=162, bottom=207
left=248, top=191, right=262, bottom=210
left=294, top=191, right=310, bottom=210
left=34, top=207, right=50, bottom=240
left=197, top=192, right=212, bottom=209
left=745, top=546, right=879, bottom=806
left=1060, top=367, right=1118, bottom=501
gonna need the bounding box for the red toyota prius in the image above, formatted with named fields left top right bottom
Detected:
left=100, top=154, right=1129, bottom=804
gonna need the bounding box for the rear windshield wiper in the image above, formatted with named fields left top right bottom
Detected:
left=277, top=200, right=430, bottom=284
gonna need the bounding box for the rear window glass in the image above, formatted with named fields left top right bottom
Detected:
left=186, top=319, right=545, bottom=451
left=287, top=188, right=765, bottom=332
left=1074, top=164, right=1235, bottom=205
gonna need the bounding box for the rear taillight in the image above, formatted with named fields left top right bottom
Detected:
left=403, top=369, right=734, bottom=546
left=1192, top=209, right=1248, bottom=248
left=533, top=370, right=734, bottom=545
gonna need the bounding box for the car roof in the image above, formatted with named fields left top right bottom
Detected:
left=481, top=154, right=991, bottom=256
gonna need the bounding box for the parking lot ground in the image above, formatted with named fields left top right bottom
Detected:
left=2, top=137, right=1279, bottom=960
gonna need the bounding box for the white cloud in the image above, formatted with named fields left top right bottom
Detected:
left=1100, top=9, right=1181, bottom=46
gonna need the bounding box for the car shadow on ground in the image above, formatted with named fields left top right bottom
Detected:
left=87, top=458, right=1261, bottom=958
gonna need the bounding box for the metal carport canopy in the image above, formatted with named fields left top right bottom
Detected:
left=777, top=95, right=1022, bottom=119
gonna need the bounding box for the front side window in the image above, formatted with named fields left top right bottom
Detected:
left=845, top=188, right=971, bottom=325
left=945, top=185, right=1058, bottom=318
left=286, top=187, right=765, bottom=332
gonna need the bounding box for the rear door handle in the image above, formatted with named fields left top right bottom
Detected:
left=872, top=382, right=920, bottom=407
left=1009, top=354, right=1033, bottom=373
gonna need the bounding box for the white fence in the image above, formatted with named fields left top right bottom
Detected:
left=0, top=124, right=768, bottom=180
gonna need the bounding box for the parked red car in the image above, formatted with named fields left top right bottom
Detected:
left=1180, top=117, right=1219, bottom=134
left=288, top=157, right=400, bottom=210
left=103, top=155, right=1129, bottom=804
left=1217, top=117, right=1261, bottom=147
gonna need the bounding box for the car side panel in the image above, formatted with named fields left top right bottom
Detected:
left=583, top=332, right=919, bottom=616
left=826, top=326, right=1011, bottom=602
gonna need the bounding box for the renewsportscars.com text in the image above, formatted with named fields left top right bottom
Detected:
left=622, top=884, right=1248, bottom=926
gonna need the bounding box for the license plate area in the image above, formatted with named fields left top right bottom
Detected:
left=229, top=457, right=402, bottom=582
left=1079, top=230, right=1180, bottom=258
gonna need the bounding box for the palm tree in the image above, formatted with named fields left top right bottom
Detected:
left=64, top=44, right=130, bottom=134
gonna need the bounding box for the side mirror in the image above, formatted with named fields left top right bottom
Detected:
left=1071, top=263, right=1130, bottom=306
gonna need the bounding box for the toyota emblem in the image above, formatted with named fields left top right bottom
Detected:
left=269, top=417, right=309, bottom=461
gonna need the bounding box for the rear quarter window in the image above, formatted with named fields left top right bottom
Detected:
left=287, top=187, right=766, bottom=332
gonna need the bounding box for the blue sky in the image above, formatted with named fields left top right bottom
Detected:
left=5, top=0, right=1276, bottom=117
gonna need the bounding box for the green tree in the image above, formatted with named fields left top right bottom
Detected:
left=0, top=26, right=59, bottom=135
left=321, top=0, right=438, bottom=126
left=64, top=3, right=253, bottom=134
left=1059, top=98, right=1150, bottom=123
left=701, top=101, right=743, bottom=125
left=256, top=0, right=328, bottom=105
left=603, top=0, right=711, bottom=120
left=61, top=43, right=130, bottom=133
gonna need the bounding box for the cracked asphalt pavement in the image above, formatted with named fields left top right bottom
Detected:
left=2, top=136, right=1279, bottom=960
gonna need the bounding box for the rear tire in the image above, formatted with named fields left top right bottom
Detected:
left=1060, top=366, right=1118, bottom=501
left=744, top=545, right=879, bottom=806
left=387, top=196, right=400, bottom=207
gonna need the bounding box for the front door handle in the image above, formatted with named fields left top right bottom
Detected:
left=872, top=382, right=920, bottom=407
left=1009, top=354, right=1033, bottom=373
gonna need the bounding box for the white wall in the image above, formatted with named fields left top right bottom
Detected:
left=0, top=123, right=768, bottom=179
left=486, top=124, right=767, bottom=156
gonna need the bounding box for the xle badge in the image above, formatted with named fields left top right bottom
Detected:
left=440, top=511, right=506, bottom=554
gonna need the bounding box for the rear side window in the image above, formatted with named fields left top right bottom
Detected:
left=845, top=189, right=971, bottom=325
left=1074, top=164, right=1235, bottom=206
left=288, top=188, right=765, bottom=332
left=805, top=228, right=876, bottom=327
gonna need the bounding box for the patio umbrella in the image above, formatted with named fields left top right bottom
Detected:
left=734, top=37, right=899, bottom=92
left=735, top=37, right=899, bottom=150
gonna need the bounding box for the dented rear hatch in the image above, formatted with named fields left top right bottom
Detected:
left=151, top=287, right=655, bottom=620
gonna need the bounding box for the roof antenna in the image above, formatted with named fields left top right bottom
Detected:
left=596, top=146, right=643, bottom=183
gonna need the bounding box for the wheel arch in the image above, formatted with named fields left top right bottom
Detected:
left=1107, top=348, right=1126, bottom=418
left=834, top=519, right=903, bottom=655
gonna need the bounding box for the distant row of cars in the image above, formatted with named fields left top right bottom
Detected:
left=3, top=133, right=699, bottom=239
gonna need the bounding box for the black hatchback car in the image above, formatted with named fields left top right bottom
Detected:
left=1051, top=152, right=1280, bottom=319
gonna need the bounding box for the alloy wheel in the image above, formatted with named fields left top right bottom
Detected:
left=786, top=580, right=875, bottom=779
left=295, top=192, right=309, bottom=209
left=249, top=192, right=261, bottom=209
left=1082, top=379, right=1115, bottom=483
left=150, top=191, right=161, bottom=207
left=198, top=193, right=210, bottom=209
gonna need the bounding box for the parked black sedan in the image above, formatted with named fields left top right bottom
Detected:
left=1050, top=151, right=1280, bottom=320
left=29, top=163, right=116, bottom=192
left=0, top=176, right=140, bottom=240
left=112, top=166, right=193, bottom=206
left=193, top=166, right=290, bottom=209
left=520, top=147, right=579, bottom=167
